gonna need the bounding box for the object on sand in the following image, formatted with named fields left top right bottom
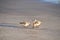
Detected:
left=32, top=19, right=42, bottom=28
left=20, top=21, right=30, bottom=28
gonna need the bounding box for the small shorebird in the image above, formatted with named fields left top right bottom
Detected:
left=20, top=21, right=30, bottom=28
left=33, top=19, right=42, bottom=28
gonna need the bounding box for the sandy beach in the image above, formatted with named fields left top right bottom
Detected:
left=0, top=0, right=60, bottom=40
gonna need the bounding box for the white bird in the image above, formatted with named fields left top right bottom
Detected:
left=20, top=21, right=30, bottom=28
left=33, top=19, right=42, bottom=28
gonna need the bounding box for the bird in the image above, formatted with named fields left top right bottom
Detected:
left=20, top=21, right=30, bottom=28
left=32, top=19, right=42, bottom=28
